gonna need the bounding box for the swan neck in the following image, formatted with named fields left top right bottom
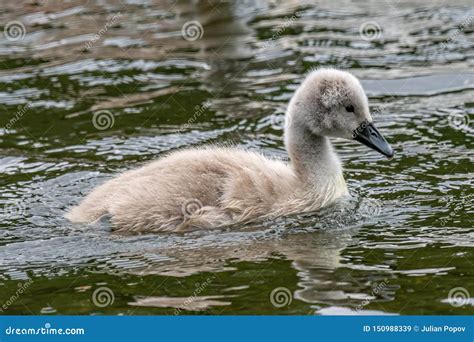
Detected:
left=285, top=122, right=342, bottom=182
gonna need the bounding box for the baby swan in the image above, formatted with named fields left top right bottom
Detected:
left=66, top=68, right=394, bottom=232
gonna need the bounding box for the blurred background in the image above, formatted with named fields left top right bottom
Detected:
left=0, top=0, right=472, bottom=315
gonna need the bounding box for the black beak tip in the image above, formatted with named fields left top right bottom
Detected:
left=384, top=147, right=395, bottom=160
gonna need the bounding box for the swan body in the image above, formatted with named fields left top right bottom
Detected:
left=66, top=68, right=393, bottom=232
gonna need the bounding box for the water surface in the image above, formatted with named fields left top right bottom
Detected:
left=0, top=0, right=473, bottom=315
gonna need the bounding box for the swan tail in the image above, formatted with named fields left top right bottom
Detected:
left=65, top=184, right=112, bottom=223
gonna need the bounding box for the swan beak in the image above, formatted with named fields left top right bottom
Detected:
left=353, top=121, right=394, bottom=159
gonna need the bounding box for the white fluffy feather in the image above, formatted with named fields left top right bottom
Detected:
left=66, top=68, right=375, bottom=232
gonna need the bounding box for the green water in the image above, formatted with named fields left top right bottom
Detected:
left=0, top=0, right=473, bottom=315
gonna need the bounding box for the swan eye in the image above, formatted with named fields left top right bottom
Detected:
left=345, top=105, right=355, bottom=113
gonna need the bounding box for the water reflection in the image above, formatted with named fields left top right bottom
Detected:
left=0, top=0, right=473, bottom=314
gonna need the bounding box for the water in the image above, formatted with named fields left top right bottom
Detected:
left=0, top=0, right=473, bottom=315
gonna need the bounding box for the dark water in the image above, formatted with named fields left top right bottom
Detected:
left=0, top=0, right=473, bottom=315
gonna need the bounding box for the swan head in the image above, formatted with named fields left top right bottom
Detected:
left=286, top=68, right=394, bottom=158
